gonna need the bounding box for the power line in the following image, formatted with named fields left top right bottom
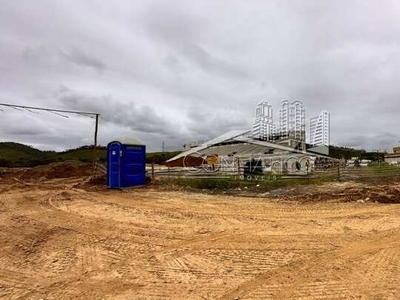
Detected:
left=0, top=102, right=101, bottom=167
left=50, top=111, right=69, bottom=118
left=25, top=108, right=39, bottom=114
left=0, top=102, right=98, bottom=116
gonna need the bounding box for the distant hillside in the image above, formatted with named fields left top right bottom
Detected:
left=0, top=142, right=47, bottom=158
left=0, top=142, right=55, bottom=167
left=55, top=146, right=107, bottom=164
left=0, top=142, right=181, bottom=167
left=146, top=151, right=181, bottom=164
left=329, top=145, right=385, bottom=161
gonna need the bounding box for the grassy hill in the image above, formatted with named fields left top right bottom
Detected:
left=54, top=146, right=107, bottom=164
left=0, top=142, right=56, bottom=167
left=146, top=151, right=181, bottom=164
left=0, top=142, right=181, bottom=167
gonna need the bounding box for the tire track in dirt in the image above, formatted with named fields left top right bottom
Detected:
left=41, top=192, right=158, bottom=277
left=220, top=230, right=400, bottom=300
left=2, top=180, right=400, bottom=299
left=0, top=268, right=46, bottom=299
left=0, top=193, right=16, bottom=212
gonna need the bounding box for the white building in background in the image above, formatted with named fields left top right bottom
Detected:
left=309, top=110, right=330, bottom=146
left=252, top=101, right=276, bottom=140
left=279, top=99, right=305, bottom=141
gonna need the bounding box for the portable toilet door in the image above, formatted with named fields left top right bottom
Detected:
left=107, top=141, right=122, bottom=188
left=120, top=144, right=146, bottom=187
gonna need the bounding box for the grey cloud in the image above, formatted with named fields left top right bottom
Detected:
left=61, top=47, right=106, bottom=72
left=6, top=127, right=46, bottom=136
left=141, top=1, right=250, bottom=80
left=337, top=132, right=398, bottom=151
left=186, top=107, right=250, bottom=139
left=1, top=113, right=50, bottom=137
left=187, top=110, right=206, bottom=122
left=140, top=1, right=201, bottom=44
left=162, top=55, right=186, bottom=72
left=55, top=87, right=177, bottom=135
left=180, top=43, right=250, bottom=79
left=1, top=0, right=400, bottom=151
left=22, top=44, right=49, bottom=62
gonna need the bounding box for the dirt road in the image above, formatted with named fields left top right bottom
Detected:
left=0, top=178, right=400, bottom=299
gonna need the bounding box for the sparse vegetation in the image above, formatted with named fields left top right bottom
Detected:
left=329, top=145, right=385, bottom=161
left=146, top=151, right=181, bottom=164
left=158, top=176, right=336, bottom=192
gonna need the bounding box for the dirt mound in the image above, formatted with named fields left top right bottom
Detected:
left=274, top=184, right=400, bottom=203
left=368, top=186, right=400, bottom=203
left=0, top=167, right=27, bottom=176
left=335, top=185, right=400, bottom=203
left=74, top=174, right=107, bottom=191
left=11, top=161, right=93, bottom=181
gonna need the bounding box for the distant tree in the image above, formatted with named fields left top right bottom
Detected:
left=329, top=145, right=385, bottom=161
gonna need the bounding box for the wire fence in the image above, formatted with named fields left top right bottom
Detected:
left=149, top=164, right=400, bottom=182
left=338, top=166, right=400, bottom=181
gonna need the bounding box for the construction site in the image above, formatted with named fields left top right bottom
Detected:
left=1, top=160, right=400, bottom=300
left=0, top=104, right=399, bottom=299
left=2, top=1, right=400, bottom=299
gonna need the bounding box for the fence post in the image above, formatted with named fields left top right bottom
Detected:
left=151, top=161, right=155, bottom=180
left=237, top=157, right=240, bottom=177
left=337, top=166, right=341, bottom=182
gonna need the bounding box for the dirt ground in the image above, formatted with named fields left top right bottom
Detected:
left=1, top=167, right=400, bottom=299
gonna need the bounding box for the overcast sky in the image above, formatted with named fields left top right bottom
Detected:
left=1, top=0, right=400, bottom=152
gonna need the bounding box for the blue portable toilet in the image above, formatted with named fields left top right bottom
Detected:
left=107, top=138, right=146, bottom=189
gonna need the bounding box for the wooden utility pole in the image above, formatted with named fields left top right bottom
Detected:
left=93, top=114, right=99, bottom=166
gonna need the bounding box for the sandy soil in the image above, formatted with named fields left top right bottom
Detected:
left=0, top=175, right=400, bottom=299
